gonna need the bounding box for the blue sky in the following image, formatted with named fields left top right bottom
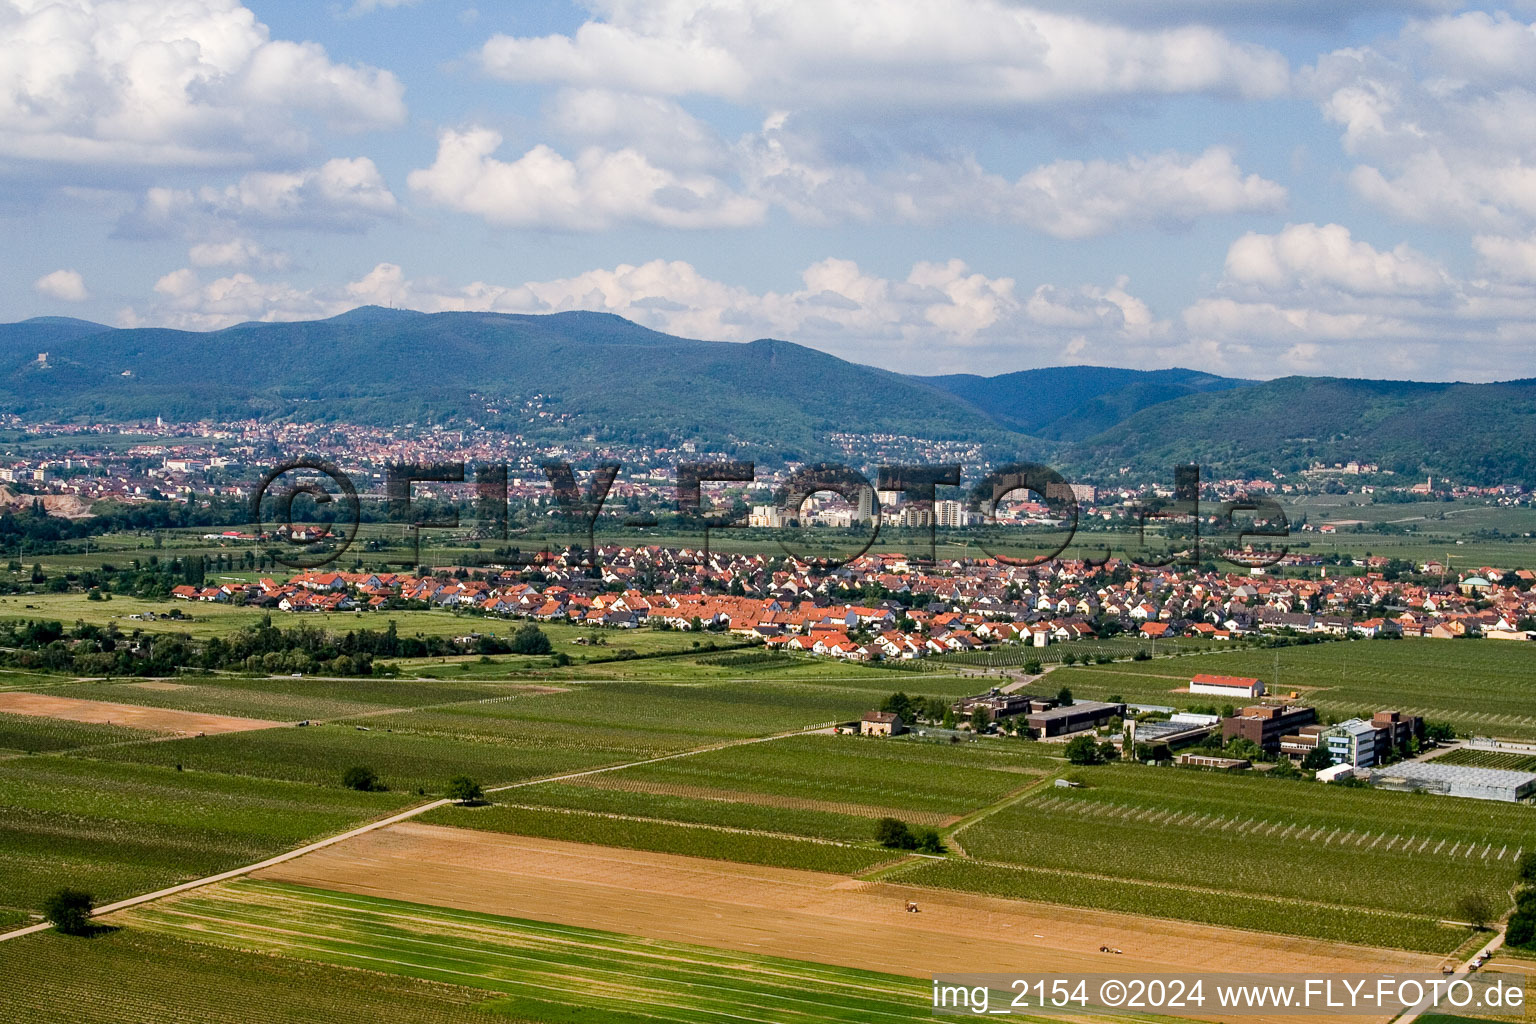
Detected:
left=5, top=0, right=1536, bottom=381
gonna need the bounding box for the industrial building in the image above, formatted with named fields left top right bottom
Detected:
left=952, top=688, right=1039, bottom=723
left=1025, top=700, right=1126, bottom=739
left=1279, top=710, right=1423, bottom=768
left=1221, top=704, right=1318, bottom=754
left=1368, top=761, right=1536, bottom=803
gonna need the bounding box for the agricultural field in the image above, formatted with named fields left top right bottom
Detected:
left=81, top=712, right=699, bottom=794
left=0, top=755, right=408, bottom=924
left=594, top=733, right=1053, bottom=816
left=0, top=927, right=499, bottom=1024
left=67, top=677, right=942, bottom=794
left=1435, top=748, right=1536, bottom=773
left=1045, top=638, right=1536, bottom=738
left=896, top=763, right=1529, bottom=953
left=423, top=803, right=899, bottom=873
left=103, top=878, right=1095, bottom=1024
left=43, top=673, right=542, bottom=721
left=0, top=710, right=160, bottom=756
left=416, top=732, right=1055, bottom=870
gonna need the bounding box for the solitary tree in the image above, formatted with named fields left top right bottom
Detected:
left=874, top=817, right=917, bottom=850
left=510, top=624, right=552, bottom=656
left=342, top=765, right=383, bottom=792
left=1455, top=891, right=1497, bottom=930
left=1055, top=686, right=1074, bottom=707
left=447, top=775, right=483, bottom=804
left=43, top=888, right=94, bottom=936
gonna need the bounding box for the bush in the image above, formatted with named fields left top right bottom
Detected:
left=342, top=765, right=383, bottom=792
left=447, top=775, right=484, bottom=804
left=916, top=828, right=946, bottom=854
left=1518, top=850, right=1536, bottom=884
left=43, top=888, right=94, bottom=936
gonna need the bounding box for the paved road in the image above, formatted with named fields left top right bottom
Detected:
left=1391, top=930, right=1505, bottom=1024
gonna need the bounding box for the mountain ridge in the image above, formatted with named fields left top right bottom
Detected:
left=2, top=309, right=1532, bottom=483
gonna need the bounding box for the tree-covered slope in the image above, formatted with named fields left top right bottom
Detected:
left=0, top=309, right=1027, bottom=458
left=1064, top=376, right=1536, bottom=484
left=921, top=365, right=1248, bottom=439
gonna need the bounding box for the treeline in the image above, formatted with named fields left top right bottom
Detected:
left=0, top=615, right=560, bottom=678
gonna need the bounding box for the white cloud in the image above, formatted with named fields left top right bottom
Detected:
left=480, top=0, right=1289, bottom=107
left=1473, top=234, right=1536, bottom=284
left=344, top=0, right=420, bottom=16
left=0, top=0, right=405, bottom=166
left=33, top=268, right=88, bottom=302
left=1306, top=12, right=1536, bottom=231
left=121, top=157, right=399, bottom=236
left=739, top=125, right=1290, bottom=236
left=983, top=147, right=1285, bottom=239
left=188, top=237, right=289, bottom=270
left=406, top=128, right=765, bottom=230
left=118, top=255, right=1180, bottom=373
left=1222, top=223, right=1449, bottom=298
left=546, top=88, right=728, bottom=170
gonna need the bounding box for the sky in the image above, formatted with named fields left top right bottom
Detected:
left=5, top=1, right=1536, bottom=381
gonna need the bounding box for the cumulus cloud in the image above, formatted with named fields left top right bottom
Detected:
left=0, top=0, right=405, bottom=166
left=416, top=115, right=1281, bottom=237
left=738, top=126, right=1284, bottom=236
left=983, top=147, right=1285, bottom=239
left=119, top=157, right=399, bottom=236
left=546, top=88, right=728, bottom=170
left=33, top=268, right=88, bottom=302
left=1305, top=11, right=1536, bottom=232
left=1179, top=222, right=1536, bottom=379
left=406, top=128, right=765, bottom=230
left=1222, top=223, right=1449, bottom=298
left=188, top=237, right=289, bottom=270
left=480, top=0, right=1289, bottom=107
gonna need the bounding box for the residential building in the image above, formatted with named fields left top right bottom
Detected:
left=860, top=711, right=905, bottom=737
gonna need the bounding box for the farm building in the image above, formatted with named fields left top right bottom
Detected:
left=1025, top=700, right=1125, bottom=739
left=1189, top=673, right=1265, bottom=699
left=860, top=711, right=906, bottom=737
left=1368, top=761, right=1536, bottom=803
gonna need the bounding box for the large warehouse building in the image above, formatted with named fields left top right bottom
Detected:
left=1369, top=761, right=1536, bottom=803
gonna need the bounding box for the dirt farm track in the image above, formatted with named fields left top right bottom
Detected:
left=257, top=822, right=1439, bottom=991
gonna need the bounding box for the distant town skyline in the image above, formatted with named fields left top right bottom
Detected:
left=4, top=1, right=1536, bottom=381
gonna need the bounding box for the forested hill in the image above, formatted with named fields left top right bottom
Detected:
left=1061, top=375, right=1536, bottom=484
left=0, top=308, right=1029, bottom=459
left=3, top=309, right=1534, bottom=482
